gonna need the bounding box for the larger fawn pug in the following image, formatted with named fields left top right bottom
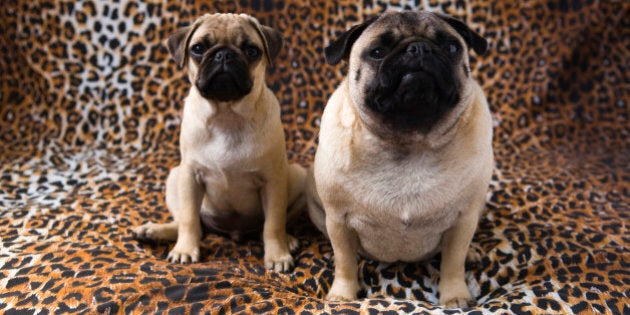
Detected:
left=307, top=11, right=493, bottom=307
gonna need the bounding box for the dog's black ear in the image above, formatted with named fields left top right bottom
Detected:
left=166, top=27, right=192, bottom=68
left=325, top=17, right=377, bottom=65
left=166, top=20, right=204, bottom=68
left=252, top=23, right=283, bottom=67
left=436, top=13, right=488, bottom=56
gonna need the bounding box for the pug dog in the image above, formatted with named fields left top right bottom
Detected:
left=307, top=11, right=493, bottom=307
left=132, top=13, right=306, bottom=272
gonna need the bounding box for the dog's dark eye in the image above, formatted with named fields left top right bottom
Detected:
left=445, top=42, right=460, bottom=54
left=190, top=43, right=206, bottom=57
left=245, top=46, right=260, bottom=58
left=368, top=47, right=387, bottom=60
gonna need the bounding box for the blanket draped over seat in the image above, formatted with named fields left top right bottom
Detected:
left=1, top=0, right=628, bottom=314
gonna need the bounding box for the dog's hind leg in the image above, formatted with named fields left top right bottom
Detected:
left=131, top=221, right=178, bottom=242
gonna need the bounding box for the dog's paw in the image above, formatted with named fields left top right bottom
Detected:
left=325, top=278, right=358, bottom=301
left=264, top=251, right=294, bottom=272
left=287, top=234, right=299, bottom=252
left=131, top=224, right=160, bottom=241
left=264, top=236, right=295, bottom=272
left=439, top=282, right=474, bottom=308
left=167, top=242, right=200, bottom=264
left=466, top=242, right=483, bottom=264
left=325, top=292, right=355, bottom=302
left=442, top=296, right=474, bottom=309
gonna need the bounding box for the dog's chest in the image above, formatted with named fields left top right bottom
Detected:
left=184, top=121, right=267, bottom=196
left=185, top=113, right=264, bottom=165
left=348, top=153, right=461, bottom=210
left=197, top=133, right=256, bottom=165
left=189, top=133, right=264, bottom=187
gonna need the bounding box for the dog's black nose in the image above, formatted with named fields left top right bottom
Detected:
left=214, top=49, right=235, bottom=62
left=407, top=42, right=431, bottom=56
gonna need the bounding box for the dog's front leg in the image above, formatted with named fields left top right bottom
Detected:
left=438, top=197, right=485, bottom=308
left=261, top=172, right=293, bottom=272
left=168, top=164, right=203, bottom=264
left=325, top=211, right=360, bottom=301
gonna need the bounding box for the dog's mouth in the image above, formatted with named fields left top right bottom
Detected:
left=196, top=65, right=253, bottom=102
left=374, top=71, right=437, bottom=110
left=373, top=69, right=458, bottom=107
left=365, top=65, right=460, bottom=133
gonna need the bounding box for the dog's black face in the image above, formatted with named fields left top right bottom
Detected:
left=325, top=11, right=487, bottom=135
left=190, top=41, right=261, bottom=102
left=362, top=28, right=463, bottom=133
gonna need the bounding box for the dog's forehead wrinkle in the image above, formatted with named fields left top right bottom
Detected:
left=190, top=22, right=260, bottom=48
left=369, top=16, right=437, bottom=43
left=377, top=31, right=396, bottom=47
left=192, top=34, right=215, bottom=47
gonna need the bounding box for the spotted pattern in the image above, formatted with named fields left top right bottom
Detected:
left=1, top=0, right=628, bottom=314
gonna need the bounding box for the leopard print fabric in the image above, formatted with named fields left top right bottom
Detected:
left=1, top=0, right=628, bottom=314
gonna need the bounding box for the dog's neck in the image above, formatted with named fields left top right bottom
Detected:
left=186, top=81, right=266, bottom=124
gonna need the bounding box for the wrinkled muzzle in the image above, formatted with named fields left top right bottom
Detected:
left=365, top=40, right=461, bottom=132
left=195, top=48, right=253, bottom=102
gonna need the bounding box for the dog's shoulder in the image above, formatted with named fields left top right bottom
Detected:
left=316, top=80, right=357, bottom=169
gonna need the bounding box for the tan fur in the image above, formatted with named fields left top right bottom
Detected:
left=307, top=11, right=493, bottom=307
left=132, top=13, right=306, bottom=272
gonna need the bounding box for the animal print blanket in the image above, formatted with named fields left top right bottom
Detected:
left=1, top=0, right=628, bottom=313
